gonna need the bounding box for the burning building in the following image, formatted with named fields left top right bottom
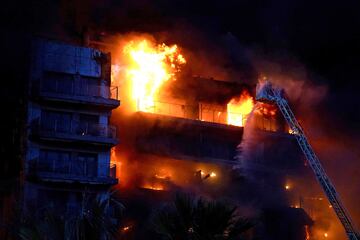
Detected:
left=0, top=1, right=357, bottom=239
left=15, top=35, right=324, bottom=239
left=91, top=36, right=315, bottom=239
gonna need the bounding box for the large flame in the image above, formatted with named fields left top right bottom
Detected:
left=227, top=91, right=254, bottom=127
left=123, top=39, right=186, bottom=112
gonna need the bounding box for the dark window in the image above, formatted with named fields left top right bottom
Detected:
left=78, top=114, right=99, bottom=136
left=72, top=153, right=98, bottom=177
left=57, top=152, right=71, bottom=173
left=79, top=76, right=100, bottom=96
left=39, top=150, right=52, bottom=172
left=41, top=110, right=72, bottom=133
left=42, top=72, right=74, bottom=94
left=38, top=149, right=71, bottom=173
left=79, top=114, right=99, bottom=124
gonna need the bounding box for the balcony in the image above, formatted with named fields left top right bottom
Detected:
left=138, top=100, right=245, bottom=127
left=27, top=160, right=118, bottom=185
left=32, top=80, right=120, bottom=109
left=133, top=112, right=244, bottom=163
left=31, top=118, right=118, bottom=146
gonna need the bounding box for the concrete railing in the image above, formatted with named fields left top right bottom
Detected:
left=32, top=81, right=119, bottom=100
left=28, top=159, right=118, bottom=184
left=31, top=118, right=117, bottom=139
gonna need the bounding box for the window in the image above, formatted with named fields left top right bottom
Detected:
left=76, top=114, right=99, bottom=136
left=39, top=149, right=71, bottom=173
left=72, top=153, right=98, bottom=177
left=42, top=71, right=74, bottom=94
left=199, top=103, right=227, bottom=124
left=41, top=110, right=72, bottom=133
left=79, top=76, right=100, bottom=97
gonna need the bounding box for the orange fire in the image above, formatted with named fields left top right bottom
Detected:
left=227, top=91, right=254, bottom=126
left=141, top=184, right=165, bottom=191
left=123, top=39, right=186, bottom=112
left=305, top=225, right=310, bottom=240
left=254, top=102, right=277, bottom=117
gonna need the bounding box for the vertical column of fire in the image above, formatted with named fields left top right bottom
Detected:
left=123, top=40, right=186, bottom=113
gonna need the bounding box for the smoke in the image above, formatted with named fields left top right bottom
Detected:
left=233, top=48, right=360, bottom=238
left=103, top=28, right=358, bottom=238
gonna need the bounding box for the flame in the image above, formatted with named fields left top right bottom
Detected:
left=288, top=128, right=296, bottom=134
left=254, top=102, right=277, bottom=117
left=305, top=225, right=310, bottom=240
left=141, top=184, right=164, bottom=191
left=123, top=39, right=186, bottom=112
left=227, top=91, right=254, bottom=126
left=154, top=173, right=171, bottom=179
left=122, top=226, right=131, bottom=232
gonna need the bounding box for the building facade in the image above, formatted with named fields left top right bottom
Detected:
left=25, top=38, right=120, bottom=185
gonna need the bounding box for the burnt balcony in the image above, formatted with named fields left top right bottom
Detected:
left=27, top=159, right=118, bottom=185
left=30, top=118, right=118, bottom=146
left=31, top=78, right=120, bottom=109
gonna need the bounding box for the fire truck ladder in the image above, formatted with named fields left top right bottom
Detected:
left=256, top=81, right=359, bottom=240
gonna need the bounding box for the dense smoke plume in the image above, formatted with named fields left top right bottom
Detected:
left=100, top=19, right=358, bottom=240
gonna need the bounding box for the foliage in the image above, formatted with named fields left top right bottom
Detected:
left=153, top=193, right=254, bottom=240
left=6, top=189, right=124, bottom=240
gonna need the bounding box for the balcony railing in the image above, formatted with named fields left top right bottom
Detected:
left=141, top=101, right=188, bottom=118
left=28, top=160, right=117, bottom=184
left=32, top=81, right=119, bottom=101
left=31, top=118, right=117, bottom=139
left=140, top=100, right=244, bottom=126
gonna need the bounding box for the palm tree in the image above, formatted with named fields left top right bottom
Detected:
left=153, top=194, right=254, bottom=240
left=66, top=190, right=124, bottom=240
left=7, top=189, right=124, bottom=240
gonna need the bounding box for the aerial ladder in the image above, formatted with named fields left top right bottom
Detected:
left=255, top=81, right=359, bottom=240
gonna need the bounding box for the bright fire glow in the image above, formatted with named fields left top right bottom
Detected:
left=123, top=39, right=186, bottom=112
left=227, top=90, right=254, bottom=126
left=305, top=225, right=310, bottom=240
left=254, top=102, right=277, bottom=117
left=122, top=226, right=131, bottom=232
left=141, top=184, right=164, bottom=191
left=210, top=172, right=217, bottom=178
left=288, top=128, right=296, bottom=134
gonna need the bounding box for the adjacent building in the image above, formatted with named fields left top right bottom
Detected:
left=25, top=38, right=120, bottom=185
